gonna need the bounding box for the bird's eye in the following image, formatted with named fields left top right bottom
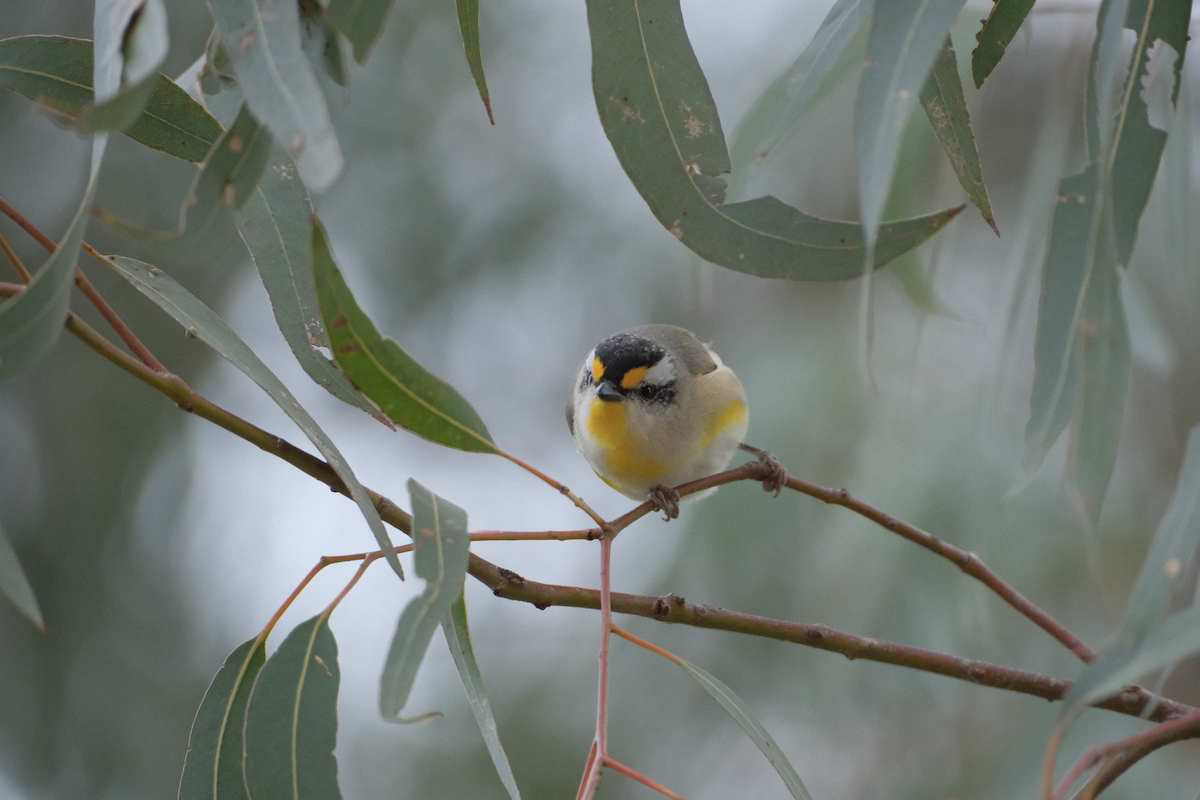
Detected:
left=637, top=383, right=657, bottom=400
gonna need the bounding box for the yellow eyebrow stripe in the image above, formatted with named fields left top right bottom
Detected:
left=620, top=365, right=647, bottom=389
left=592, top=357, right=605, bottom=383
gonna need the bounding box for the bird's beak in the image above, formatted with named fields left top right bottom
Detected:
left=596, top=380, right=623, bottom=402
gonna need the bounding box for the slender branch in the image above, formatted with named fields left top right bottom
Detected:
left=0, top=230, right=33, bottom=282
left=499, top=449, right=610, bottom=530
left=655, top=458, right=1097, bottom=664
left=0, top=194, right=168, bottom=372
left=470, top=555, right=1195, bottom=724
left=1049, top=709, right=1200, bottom=800
left=602, top=756, right=685, bottom=800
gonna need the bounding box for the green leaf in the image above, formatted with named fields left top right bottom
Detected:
left=0, top=35, right=222, bottom=161
left=677, top=660, right=813, bottom=800
left=0, top=518, right=44, bottom=632
left=235, top=153, right=386, bottom=422
left=442, top=592, right=521, bottom=800
left=244, top=617, right=341, bottom=800
left=1070, top=219, right=1128, bottom=522
left=856, top=0, right=966, bottom=252
left=1120, top=424, right=1200, bottom=635
left=918, top=35, right=997, bottom=235
left=196, top=103, right=273, bottom=212
left=1105, top=0, right=1191, bottom=265
left=103, top=255, right=404, bottom=578
left=454, top=0, right=493, bottom=124
left=1022, top=168, right=1104, bottom=481
left=179, top=637, right=267, bottom=800
left=83, top=0, right=169, bottom=132
left=751, top=0, right=871, bottom=161
left=380, top=481, right=471, bottom=722
left=970, top=0, right=1036, bottom=88
left=587, top=0, right=961, bottom=280
left=1062, top=604, right=1200, bottom=717
left=299, top=0, right=348, bottom=87
left=326, top=0, right=395, bottom=64
left=312, top=222, right=498, bottom=452
left=0, top=137, right=106, bottom=379
left=208, top=0, right=343, bottom=190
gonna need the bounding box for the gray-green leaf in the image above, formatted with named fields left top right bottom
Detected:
left=103, top=255, right=404, bottom=578
left=380, top=481, right=470, bottom=722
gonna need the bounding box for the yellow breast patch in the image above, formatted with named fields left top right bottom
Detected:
left=585, top=399, right=667, bottom=483
left=700, top=398, right=748, bottom=450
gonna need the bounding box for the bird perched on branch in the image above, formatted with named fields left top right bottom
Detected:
left=567, top=324, right=784, bottom=518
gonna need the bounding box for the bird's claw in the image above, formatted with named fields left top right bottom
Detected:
left=648, top=485, right=681, bottom=520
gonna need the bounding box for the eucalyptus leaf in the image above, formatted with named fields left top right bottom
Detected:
left=380, top=482, right=470, bottom=722
left=236, top=154, right=387, bottom=422
left=0, top=35, right=221, bottom=161
left=918, top=35, right=996, bottom=234
left=970, top=0, right=1036, bottom=88
left=753, top=0, right=870, bottom=160
left=244, top=616, right=342, bottom=800
left=312, top=222, right=497, bottom=452
left=179, top=637, right=267, bottom=800
left=208, top=0, right=343, bottom=190
left=678, top=659, right=813, bottom=800
left=103, top=255, right=404, bottom=578
left=0, top=136, right=106, bottom=379
left=326, top=0, right=395, bottom=64
left=0, top=518, right=43, bottom=632
left=454, top=0, right=493, bottom=123
left=587, top=0, right=961, bottom=280
left=856, top=0, right=966, bottom=253
left=443, top=592, right=521, bottom=800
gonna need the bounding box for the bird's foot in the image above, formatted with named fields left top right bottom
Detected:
left=740, top=443, right=787, bottom=497
left=647, top=485, right=681, bottom=520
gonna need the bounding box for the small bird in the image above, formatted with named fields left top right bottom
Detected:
left=567, top=324, right=779, bottom=518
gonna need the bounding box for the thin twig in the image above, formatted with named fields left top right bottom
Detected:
left=0, top=230, right=33, bottom=282
left=1048, top=708, right=1200, bottom=800
left=0, top=194, right=168, bottom=372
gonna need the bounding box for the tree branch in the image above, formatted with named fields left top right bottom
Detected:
left=467, top=554, right=1195, bottom=725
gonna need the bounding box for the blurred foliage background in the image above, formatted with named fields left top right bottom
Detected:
left=2, top=0, right=1200, bottom=798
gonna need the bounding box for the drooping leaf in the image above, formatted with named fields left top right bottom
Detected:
left=326, top=0, right=396, bottom=64
left=677, top=659, right=813, bottom=800
left=970, top=0, right=1036, bottom=88
left=179, top=637, right=267, bottom=800
left=0, top=518, right=43, bottom=632
left=453, top=0, right=493, bottom=124
left=918, top=35, right=997, bottom=234
left=1022, top=167, right=1103, bottom=479
left=0, top=137, right=106, bottom=379
left=856, top=0, right=966, bottom=253
left=312, top=222, right=498, bottom=452
left=1106, top=0, right=1190, bottom=265
left=751, top=0, right=871, bottom=161
left=587, top=0, right=961, bottom=280
left=299, top=0, right=348, bottom=87
left=244, top=617, right=341, bottom=800
left=208, top=0, right=343, bottom=190
left=380, top=481, right=470, bottom=722
left=443, top=592, right=521, bottom=800
left=1020, top=0, right=1190, bottom=518
left=1069, top=217, right=1128, bottom=522
left=0, top=35, right=221, bottom=161
left=1120, top=424, right=1200, bottom=635
left=104, top=255, right=404, bottom=578
left=83, top=0, right=169, bottom=132
left=236, top=153, right=387, bottom=422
